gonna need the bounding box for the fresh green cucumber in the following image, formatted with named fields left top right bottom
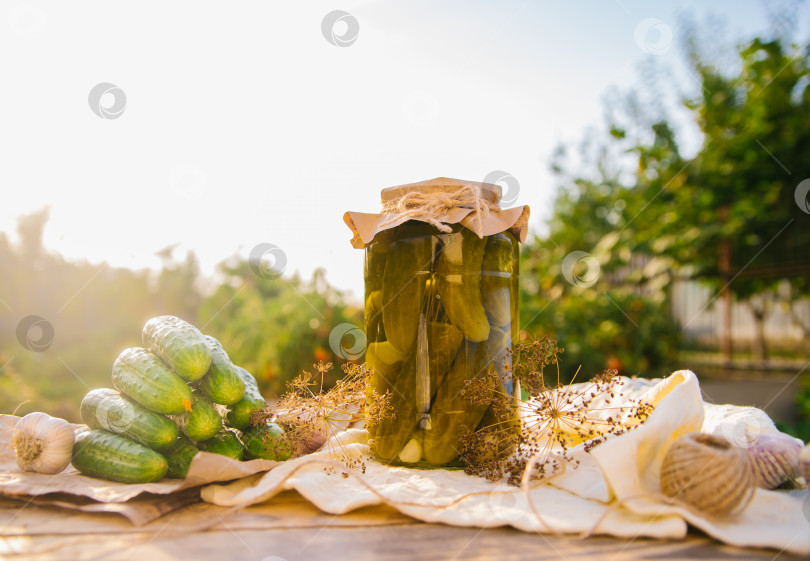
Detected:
left=197, top=428, right=245, bottom=460
left=142, top=315, right=212, bottom=382
left=172, top=391, right=222, bottom=441
left=80, top=388, right=178, bottom=451
left=163, top=436, right=199, bottom=479
left=112, top=347, right=194, bottom=415
left=242, top=422, right=293, bottom=461
left=197, top=336, right=245, bottom=405
left=226, top=368, right=267, bottom=430
left=71, top=429, right=167, bottom=483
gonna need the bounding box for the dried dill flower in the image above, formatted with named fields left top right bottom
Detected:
left=259, top=359, right=398, bottom=475
left=364, top=389, right=394, bottom=433
left=512, top=336, right=562, bottom=395
left=459, top=422, right=520, bottom=481
left=459, top=336, right=654, bottom=485
left=257, top=361, right=368, bottom=460
left=265, top=339, right=654, bottom=485
left=514, top=366, right=651, bottom=473
left=460, top=368, right=500, bottom=407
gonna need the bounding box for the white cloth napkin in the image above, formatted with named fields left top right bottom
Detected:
left=201, top=371, right=810, bottom=556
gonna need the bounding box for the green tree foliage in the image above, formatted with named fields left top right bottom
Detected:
left=521, top=29, right=810, bottom=379
left=520, top=135, right=681, bottom=382
left=627, top=36, right=810, bottom=359
left=634, top=38, right=810, bottom=283
left=198, top=261, right=361, bottom=396
left=154, top=244, right=203, bottom=320
left=0, top=210, right=359, bottom=420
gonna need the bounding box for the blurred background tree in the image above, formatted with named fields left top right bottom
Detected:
left=198, top=262, right=360, bottom=396
left=0, top=211, right=360, bottom=422
left=520, top=22, right=810, bottom=379
left=0, top=210, right=158, bottom=420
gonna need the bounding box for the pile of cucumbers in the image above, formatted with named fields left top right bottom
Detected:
left=72, top=316, right=292, bottom=484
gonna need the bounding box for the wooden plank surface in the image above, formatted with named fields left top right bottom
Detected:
left=0, top=491, right=798, bottom=561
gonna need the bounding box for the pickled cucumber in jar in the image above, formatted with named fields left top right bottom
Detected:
left=363, top=223, right=519, bottom=466
left=347, top=177, right=528, bottom=468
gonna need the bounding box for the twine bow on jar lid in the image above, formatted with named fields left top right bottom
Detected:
left=379, top=183, right=500, bottom=235
left=343, top=177, right=530, bottom=248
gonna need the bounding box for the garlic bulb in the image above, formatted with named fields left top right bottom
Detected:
left=747, top=433, right=802, bottom=489
left=660, top=432, right=755, bottom=516
left=273, top=406, right=355, bottom=454
left=800, top=444, right=810, bottom=483
left=11, top=412, right=75, bottom=474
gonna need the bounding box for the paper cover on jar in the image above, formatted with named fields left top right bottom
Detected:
left=343, top=177, right=531, bottom=249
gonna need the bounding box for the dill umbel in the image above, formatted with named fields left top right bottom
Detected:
left=254, top=361, right=369, bottom=471
left=459, top=336, right=653, bottom=485
left=261, top=338, right=653, bottom=485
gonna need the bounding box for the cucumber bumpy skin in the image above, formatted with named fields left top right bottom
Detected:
left=197, top=428, right=245, bottom=461
left=163, top=436, right=199, bottom=479
left=226, top=367, right=267, bottom=430
left=243, top=422, right=293, bottom=461
left=71, top=429, right=168, bottom=483
left=197, top=336, right=246, bottom=405
left=81, top=388, right=178, bottom=451
left=112, top=347, right=194, bottom=415
left=142, top=315, right=212, bottom=382
left=172, top=391, right=222, bottom=442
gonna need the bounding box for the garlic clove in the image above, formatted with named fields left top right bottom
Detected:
left=747, top=432, right=802, bottom=489
left=660, top=432, right=755, bottom=517
left=398, top=437, right=423, bottom=464
left=11, top=412, right=75, bottom=475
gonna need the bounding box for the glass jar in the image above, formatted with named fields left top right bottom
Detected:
left=363, top=221, right=520, bottom=467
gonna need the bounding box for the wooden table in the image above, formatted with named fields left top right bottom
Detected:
left=0, top=490, right=797, bottom=561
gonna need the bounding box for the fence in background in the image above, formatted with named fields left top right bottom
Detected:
left=670, top=278, right=810, bottom=350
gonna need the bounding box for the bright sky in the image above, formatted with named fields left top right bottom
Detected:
left=1, top=0, right=802, bottom=301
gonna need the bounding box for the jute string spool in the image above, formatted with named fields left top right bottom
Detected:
left=659, top=432, right=755, bottom=516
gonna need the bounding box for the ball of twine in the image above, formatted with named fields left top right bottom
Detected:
left=660, top=432, right=755, bottom=516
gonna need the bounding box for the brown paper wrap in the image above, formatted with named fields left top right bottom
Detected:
left=0, top=414, right=280, bottom=524
left=343, top=177, right=530, bottom=249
